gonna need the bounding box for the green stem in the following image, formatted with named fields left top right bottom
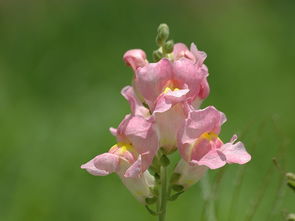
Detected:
left=158, top=165, right=167, bottom=221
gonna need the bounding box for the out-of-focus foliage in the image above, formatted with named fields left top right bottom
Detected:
left=0, top=0, right=294, bottom=220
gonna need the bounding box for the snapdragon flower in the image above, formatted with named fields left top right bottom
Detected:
left=81, top=114, right=158, bottom=203
left=172, top=106, right=251, bottom=189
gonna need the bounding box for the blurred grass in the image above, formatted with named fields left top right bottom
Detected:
left=0, top=0, right=295, bottom=220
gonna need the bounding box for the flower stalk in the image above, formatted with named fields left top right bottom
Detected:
left=158, top=165, right=168, bottom=221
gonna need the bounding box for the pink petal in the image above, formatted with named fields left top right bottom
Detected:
left=155, top=103, right=188, bottom=152
left=81, top=153, right=120, bottom=176
left=111, top=115, right=159, bottom=175
left=191, top=150, right=226, bottom=169
left=173, top=43, right=188, bottom=55
left=124, top=155, right=142, bottom=178
left=124, top=115, right=153, bottom=140
left=121, top=86, right=150, bottom=117
left=194, top=78, right=210, bottom=107
left=173, top=43, right=189, bottom=60
left=109, top=127, right=117, bottom=136
left=220, top=141, right=251, bottom=164
left=140, top=151, right=155, bottom=173
left=179, top=106, right=226, bottom=145
left=113, top=115, right=132, bottom=142
left=124, top=151, right=154, bottom=178
left=173, top=58, right=206, bottom=104
left=153, top=89, right=189, bottom=114
left=123, top=116, right=159, bottom=170
left=123, top=49, right=148, bottom=71
left=190, top=43, right=207, bottom=68
left=190, top=138, right=212, bottom=161
left=199, top=78, right=210, bottom=99
left=134, top=59, right=173, bottom=109
left=173, top=42, right=196, bottom=61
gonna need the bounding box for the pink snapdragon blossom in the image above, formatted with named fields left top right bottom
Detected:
left=174, top=106, right=251, bottom=188
left=178, top=106, right=251, bottom=168
left=81, top=115, right=158, bottom=203
left=110, top=114, right=159, bottom=177
left=81, top=144, right=155, bottom=204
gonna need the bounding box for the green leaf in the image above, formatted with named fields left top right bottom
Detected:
left=168, top=191, right=184, bottom=201
left=172, top=184, right=184, bottom=192
left=145, top=197, right=157, bottom=205
left=145, top=205, right=159, bottom=216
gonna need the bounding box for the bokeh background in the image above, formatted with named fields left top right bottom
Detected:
left=0, top=0, right=295, bottom=220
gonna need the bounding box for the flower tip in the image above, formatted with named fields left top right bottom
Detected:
left=156, top=23, right=170, bottom=46
left=157, top=23, right=169, bottom=33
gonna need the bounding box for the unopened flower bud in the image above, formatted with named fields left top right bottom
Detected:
left=163, top=40, right=174, bottom=54
left=153, top=50, right=163, bottom=62
left=156, top=23, right=169, bottom=46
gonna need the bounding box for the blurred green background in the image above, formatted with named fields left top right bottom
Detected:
left=0, top=0, right=295, bottom=220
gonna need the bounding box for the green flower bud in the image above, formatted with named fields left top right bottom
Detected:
left=163, top=40, right=174, bottom=54
left=157, top=23, right=169, bottom=34
left=156, top=23, right=169, bottom=46
left=153, top=50, right=163, bottom=62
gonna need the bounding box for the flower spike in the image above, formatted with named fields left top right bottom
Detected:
left=81, top=24, right=251, bottom=220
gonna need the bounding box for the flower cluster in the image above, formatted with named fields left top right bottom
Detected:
left=81, top=24, right=251, bottom=206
